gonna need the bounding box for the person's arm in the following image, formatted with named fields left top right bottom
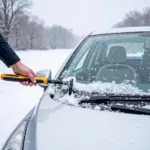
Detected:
left=0, top=34, right=20, bottom=67
left=0, top=33, right=36, bottom=86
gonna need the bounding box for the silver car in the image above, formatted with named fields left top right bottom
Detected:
left=2, top=27, right=150, bottom=150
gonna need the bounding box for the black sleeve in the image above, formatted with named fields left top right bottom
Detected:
left=0, top=34, right=20, bottom=67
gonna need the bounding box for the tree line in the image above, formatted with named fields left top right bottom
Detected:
left=0, top=0, right=81, bottom=50
left=114, top=7, right=150, bottom=28
left=0, top=1, right=149, bottom=50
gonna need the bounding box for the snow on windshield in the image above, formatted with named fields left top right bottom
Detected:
left=73, top=81, right=149, bottom=95
left=61, top=77, right=150, bottom=95
left=48, top=77, right=150, bottom=106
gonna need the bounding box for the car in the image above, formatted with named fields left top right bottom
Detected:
left=2, top=26, right=150, bottom=150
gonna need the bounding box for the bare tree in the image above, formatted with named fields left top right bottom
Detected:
left=114, top=7, right=150, bottom=28
left=142, top=7, right=150, bottom=26
left=124, top=11, right=142, bottom=26
left=48, top=25, right=78, bottom=49
left=9, top=13, right=29, bottom=50
left=9, top=14, right=80, bottom=50
left=114, top=10, right=142, bottom=28
left=28, top=16, right=38, bottom=49
left=0, top=0, right=32, bottom=41
left=0, top=0, right=80, bottom=50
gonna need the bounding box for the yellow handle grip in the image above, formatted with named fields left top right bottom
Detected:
left=0, top=74, right=48, bottom=84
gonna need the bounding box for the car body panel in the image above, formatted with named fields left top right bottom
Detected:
left=23, top=94, right=150, bottom=150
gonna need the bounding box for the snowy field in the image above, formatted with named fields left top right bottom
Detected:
left=0, top=49, right=72, bottom=148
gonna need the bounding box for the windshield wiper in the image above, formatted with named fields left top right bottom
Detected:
left=79, top=95, right=150, bottom=115
left=79, top=95, right=150, bottom=104
left=111, top=104, right=150, bottom=115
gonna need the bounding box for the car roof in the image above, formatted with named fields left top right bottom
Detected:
left=91, top=26, right=150, bottom=35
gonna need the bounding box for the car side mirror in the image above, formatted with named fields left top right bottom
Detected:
left=36, top=69, right=52, bottom=91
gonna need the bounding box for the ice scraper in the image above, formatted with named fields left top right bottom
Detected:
left=0, top=74, right=73, bottom=95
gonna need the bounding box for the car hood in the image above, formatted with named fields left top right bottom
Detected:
left=34, top=94, right=150, bottom=150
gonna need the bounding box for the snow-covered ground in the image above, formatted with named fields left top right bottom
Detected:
left=0, top=49, right=72, bottom=148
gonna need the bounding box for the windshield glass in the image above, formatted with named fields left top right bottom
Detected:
left=59, top=32, right=150, bottom=95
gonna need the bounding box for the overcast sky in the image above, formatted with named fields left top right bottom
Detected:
left=31, top=0, right=150, bottom=35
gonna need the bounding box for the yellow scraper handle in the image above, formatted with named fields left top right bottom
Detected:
left=0, top=74, right=48, bottom=84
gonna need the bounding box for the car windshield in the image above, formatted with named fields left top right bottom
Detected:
left=58, top=32, right=150, bottom=95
